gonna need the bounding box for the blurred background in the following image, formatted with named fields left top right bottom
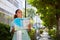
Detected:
left=0, top=0, right=60, bottom=40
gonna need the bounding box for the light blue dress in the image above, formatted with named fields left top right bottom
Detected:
left=10, top=18, right=31, bottom=40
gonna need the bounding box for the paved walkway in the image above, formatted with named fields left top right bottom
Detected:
left=36, top=30, right=52, bottom=40
left=39, top=31, right=51, bottom=40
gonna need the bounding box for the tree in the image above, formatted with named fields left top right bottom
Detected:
left=28, top=0, right=60, bottom=40
left=23, top=8, right=36, bottom=18
left=26, top=8, right=35, bottom=18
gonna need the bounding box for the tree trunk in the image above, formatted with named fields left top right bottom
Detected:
left=56, top=14, right=60, bottom=40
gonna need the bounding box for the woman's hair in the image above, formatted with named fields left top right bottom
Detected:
left=14, top=9, right=22, bottom=19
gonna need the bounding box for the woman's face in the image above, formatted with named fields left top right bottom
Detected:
left=16, top=10, right=22, bottom=18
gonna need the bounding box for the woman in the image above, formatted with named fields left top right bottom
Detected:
left=10, top=9, right=31, bottom=40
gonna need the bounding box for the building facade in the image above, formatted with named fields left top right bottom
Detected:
left=0, top=0, right=25, bottom=24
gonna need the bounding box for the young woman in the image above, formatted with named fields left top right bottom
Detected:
left=10, top=9, right=31, bottom=40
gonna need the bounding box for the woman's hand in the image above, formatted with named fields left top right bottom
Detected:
left=28, top=24, right=31, bottom=31
left=11, top=26, right=15, bottom=34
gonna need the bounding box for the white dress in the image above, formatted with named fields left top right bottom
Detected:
left=10, top=18, right=31, bottom=40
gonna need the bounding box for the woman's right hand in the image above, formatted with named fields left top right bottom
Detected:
left=11, top=27, right=15, bottom=34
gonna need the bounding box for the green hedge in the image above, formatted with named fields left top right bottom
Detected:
left=48, top=29, right=56, bottom=40
left=0, top=23, right=13, bottom=40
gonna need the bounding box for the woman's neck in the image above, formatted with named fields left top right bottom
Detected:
left=17, top=16, right=22, bottom=18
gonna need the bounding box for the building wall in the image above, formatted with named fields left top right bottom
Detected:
left=0, top=0, right=18, bottom=15
left=0, top=0, right=25, bottom=24
left=0, top=0, right=25, bottom=15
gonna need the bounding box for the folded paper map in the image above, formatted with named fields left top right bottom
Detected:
left=13, top=18, right=30, bottom=31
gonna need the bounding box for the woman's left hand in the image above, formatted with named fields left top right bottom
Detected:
left=28, top=24, right=31, bottom=31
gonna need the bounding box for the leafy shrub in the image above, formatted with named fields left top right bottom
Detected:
left=48, top=29, right=56, bottom=40
left=0, top=23, right=12, bottom=40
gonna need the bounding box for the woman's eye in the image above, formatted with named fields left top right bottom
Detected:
left=18, top=12, right=20, bottom=13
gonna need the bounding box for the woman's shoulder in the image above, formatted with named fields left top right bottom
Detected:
left=13, top=18, right=29, bottom=22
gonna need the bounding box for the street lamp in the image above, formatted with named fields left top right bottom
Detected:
left=25, top=0, right=26, bottom=17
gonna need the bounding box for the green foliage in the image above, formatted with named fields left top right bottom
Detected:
left=28, top=0, right=58, bottom=29
left=26, top=8, right=36, bottom=18
left=0, top=23, right=12, bottom=40
left=27, top=0, right=59, bottom=39
left=28, top=29, right=36, bottom=40
left=48, top=28, right=56, bottom=40
left=0, top=12, right=4, bottom=16
left=39, top=29, right=43, bottom=34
